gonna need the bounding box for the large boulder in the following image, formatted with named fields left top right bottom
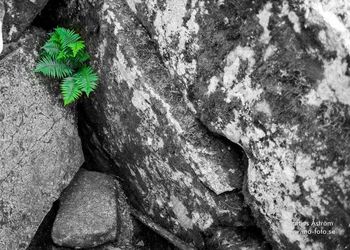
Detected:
left=124, top=0, right=350, bottom=249
left=67, top=0, right=262, bottom=248
left=1, top=0, right=48, bottom=44
left=0, top=29, right=84, bottom=250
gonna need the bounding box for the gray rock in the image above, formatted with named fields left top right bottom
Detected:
left=0, top=29, right=84, bottom=250
left=69, top=0, right=252, bottom=248
left=1, top=0, right=48, bottom=44
left=127, top=0, right=350, bottom=249
left=52, top=169, right=120, bottom=249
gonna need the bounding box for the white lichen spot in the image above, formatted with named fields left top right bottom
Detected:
left=206, top=76, right=219, bottom=95
left=304, top=57, right=350, bottom=106
left=304, top=0, right=350, bottom=57
left=152, top=0, right=200, bottom=79
left=217, top=0, right=225, bottom=7
left=138, top=167, right=147, bottom=179
left=222, top=115, right=244, bottom=146
left=257, top=2, right=273, bottom=44
left=131, top=90, right=150, bottom=112
left=288, top=11, right=301, bottom=33
left=263, top=44, right=277, bottom=61
left=147, top=87, right=184, bottom=134
left=125, top=0, right=142, bottom=13
left=223, top=46, right=263, bottom=104
left=98, top=39, right=108, bottom=62
left=113, top=45, right=142, bottom=88
left=171, top=171, right=193, bottom=187
left=279, top=1, right=301, bottom=33
left=255, top=100, right=272, bottom=117
left=102, top=5, right=123, bottom=35
left=223, top=46, right=255, bottom=88
left=8, top=26, right=17, bottom=40
left=154, top=0, right=197, bottom=52
left=222, top=111, right=266, bottom=148
left=170, top=195, right=193, bottom=229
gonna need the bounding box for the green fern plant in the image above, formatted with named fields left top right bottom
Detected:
left=35, top=27, right=98, bottom=105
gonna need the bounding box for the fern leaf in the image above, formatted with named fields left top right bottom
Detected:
left=61, top=51, right=91, bottom=71
left=60, top=77, right=82, bottom=106
left=79, top=51, right=90, bottom=62
left=57, top=49, right=69, bottom=61
left=48, top=31, right=60, bottom=44
left=75, top=66, right=98, bottom=96
left=55, top=27, right=81, bottom=50
left=35, top=55, right=73, bottom=78
left=68, top=41, right=85, bottom=57
left=42, top=40, right=60, bottom=58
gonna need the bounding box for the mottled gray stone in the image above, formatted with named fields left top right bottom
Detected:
left=1, top=0, right=48, bottom=43
left=52, top=169, right=120, bottom=249
left=0, top=29, right=84, bottom=250
left=126, top=0, right=350, bottom=249
left=69, top=0, right=251, bottom=248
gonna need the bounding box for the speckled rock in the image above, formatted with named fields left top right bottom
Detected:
left=63, top=0, right=258, bottom=248
left=0, top=29, right=84, bottom=250
left=125, top=0, right=350, bottom=249
left=1, top=0, right=48, bottom=44
left=52, top=169, right=123, bottom=249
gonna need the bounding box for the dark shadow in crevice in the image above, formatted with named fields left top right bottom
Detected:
left=27, top=200, right=60, bottom=250
left=32, top=0, right=75, bottom=31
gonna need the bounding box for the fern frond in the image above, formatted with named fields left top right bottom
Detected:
left=48, top=31, right=60, bottom=44
left=57, top=49, right=70, bottom=61
left=68, top=41, right=85, bottom=57
left=42, top=40, right=60, bottom=58
left=35, top=55, right=73, bottom=78
left=66, top=50, right=90, bottom=69
left=75, top=66, right=98, bottom=96
left=35, top=27, right=98, bottom=105
left=55, top=27, right=81, bottom=50
left=60, top=77, right=82, bottom=106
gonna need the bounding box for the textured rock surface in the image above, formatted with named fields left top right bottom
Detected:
left=40, top=0, right=350, bottom=249
left=52, top=169, right=121, bottom=248
left=125, top=0, right=350, bottom=249
left=0, top=29, right=84, bottom=250
left=1, top=0, right=48, bottom=44
left=66, top=0, right=259, bottom=248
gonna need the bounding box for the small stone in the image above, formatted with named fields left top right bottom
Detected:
left=52, top=169, right=119, bottom=249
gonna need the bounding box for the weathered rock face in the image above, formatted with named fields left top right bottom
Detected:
left=66, top=0, right=261, bottom=248
left=125, top=0, right=350, bottom=249
left=52, top=169, right=131, bottom=249
left=0, top=0, right=48, bottom=45
left=0, top=29, right=84, bottom=250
